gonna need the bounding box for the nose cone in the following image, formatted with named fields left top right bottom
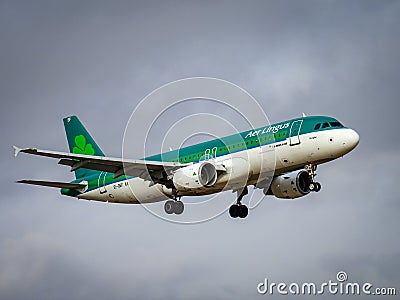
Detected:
left=342, top=129, right=359, bottom=152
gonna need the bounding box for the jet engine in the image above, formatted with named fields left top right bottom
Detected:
left=173, top=162, right=217, bottom=192
left=270, top=170, right=311, bottom=199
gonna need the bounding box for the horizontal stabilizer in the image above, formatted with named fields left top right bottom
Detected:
left=17, top=180, right=87, bottom=190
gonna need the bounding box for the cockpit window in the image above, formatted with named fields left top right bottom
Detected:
left=329, top=121, right=344, bottom=128
left=314, top=123, right=321, bottom=130
left=322, top=122, right=330, bottom=128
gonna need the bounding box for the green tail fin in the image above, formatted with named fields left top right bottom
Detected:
left=63, top=116, right=104, bottom=179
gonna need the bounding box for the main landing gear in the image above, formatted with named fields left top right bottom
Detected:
left=164, top=199, right=184, bottom=215
left=164, top=189, right=184, bottom=215
left=229, top=186, right=249, bottom=219
left=305, top=164, right=322, bottom=192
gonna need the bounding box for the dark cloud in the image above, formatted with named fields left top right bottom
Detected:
left=1, top=0, right=399, bottom=299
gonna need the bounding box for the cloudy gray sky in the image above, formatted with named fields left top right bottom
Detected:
left=1, top=0, right=399, bottom=299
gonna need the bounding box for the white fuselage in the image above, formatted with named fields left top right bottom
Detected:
left=78, top=128, right=359, bottom=204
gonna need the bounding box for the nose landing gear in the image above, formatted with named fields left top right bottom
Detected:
left=305, top=164, right=322, bottom=192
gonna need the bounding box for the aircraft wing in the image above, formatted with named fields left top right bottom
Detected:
left=14, top=146, right=188, bottom=180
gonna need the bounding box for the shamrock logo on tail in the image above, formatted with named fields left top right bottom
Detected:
left=73, top=135, right=95, bottom=155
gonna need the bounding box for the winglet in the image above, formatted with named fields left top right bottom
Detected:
left=13, top=145, right=22, bottom=158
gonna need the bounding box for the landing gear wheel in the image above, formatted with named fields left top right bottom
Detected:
left=314, top=182, right=321, bottom=192
left=229, top=205, right=240, bottom=218
left=229, top=186, right=250, bottom=219
left=229, top=204, right=248, bottom=218
left=309, top=181, right=321, bottom=192
left=164, top=200, right=175, bottom=214
left=174, top=201, right=184, bottom=215
left=238, top=205, right=248, bottom=218
left=164, top=199, right=185, bottom=214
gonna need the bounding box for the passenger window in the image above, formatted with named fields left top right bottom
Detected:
left=322, top=122, right=330, bottom=128
left=314, top=123, right=321, bottom=130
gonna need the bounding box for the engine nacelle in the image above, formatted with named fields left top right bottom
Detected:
left=173, top=162, right=217, bottom=192
left=270, top=170, right=311, bottom=199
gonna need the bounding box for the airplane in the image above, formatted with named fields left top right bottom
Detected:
left=14, top=115, right=359, bottom=219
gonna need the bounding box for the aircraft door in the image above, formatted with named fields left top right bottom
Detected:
left=289, top=120, right=303, bottom=146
